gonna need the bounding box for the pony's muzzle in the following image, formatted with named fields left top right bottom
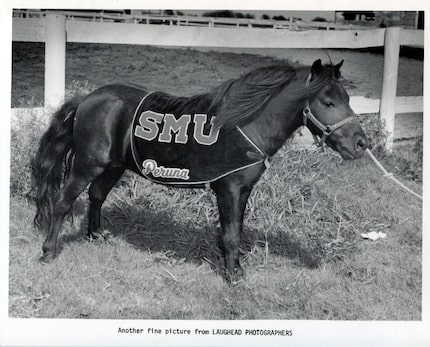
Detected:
left=354, top=136, right=368, bottom=155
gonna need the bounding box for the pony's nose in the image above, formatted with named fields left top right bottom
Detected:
left=354, top=136, right=368, bottom=153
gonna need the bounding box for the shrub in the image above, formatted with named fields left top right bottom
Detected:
left=10, top=108, right=49, bottom=196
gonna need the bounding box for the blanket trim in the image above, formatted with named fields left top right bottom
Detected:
left=235, top=126, right=267, bottom=157
left=130, top=92, right=268, bottom=186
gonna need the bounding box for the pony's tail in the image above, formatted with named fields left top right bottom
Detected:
left=31, top=97, right=82, bottom=230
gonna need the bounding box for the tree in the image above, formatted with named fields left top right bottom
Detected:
left=312, top=16, right=328, bottom=22
left=202, top=10, right=254, bottom=19
left=272, top=15, right=287, bottom=21
left=202, top=10, right=235, bottom=18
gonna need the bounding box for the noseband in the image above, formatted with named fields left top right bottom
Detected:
left=303, top=74, right=356, bottom=149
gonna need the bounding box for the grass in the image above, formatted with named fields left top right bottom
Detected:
left=9, top=138, right=422, bottom=319
left=9, top=43, right=423, bottom=320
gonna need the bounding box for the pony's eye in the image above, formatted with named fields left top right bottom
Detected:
left=324, top=101, right=335, bottom=108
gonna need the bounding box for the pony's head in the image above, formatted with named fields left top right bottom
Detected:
left=305, top=59, right=368, bottom=159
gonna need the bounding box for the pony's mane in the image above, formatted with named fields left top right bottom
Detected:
left=152, top=63, right=341, bottom=131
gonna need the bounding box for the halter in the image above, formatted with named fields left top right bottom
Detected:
left=303, top=74, right=356, bottom=149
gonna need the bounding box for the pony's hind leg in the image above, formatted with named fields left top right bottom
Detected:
left=87, top=164, right=125, bottom=239
left=40, top=164, right=105, bottom=263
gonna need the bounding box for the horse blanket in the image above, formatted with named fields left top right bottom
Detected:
left=130, top=91, right=267, bottom=186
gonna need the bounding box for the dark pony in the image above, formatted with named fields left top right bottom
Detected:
left=32, top=59, right=368, bottom=282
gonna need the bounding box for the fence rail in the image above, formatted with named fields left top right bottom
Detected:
left=12, top=14, right=424, bottom=150
left=13, top=9, right=370, bottom=31
left=13, top=17, right=390, bottom=48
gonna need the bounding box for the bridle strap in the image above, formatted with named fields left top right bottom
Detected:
left=303, top=75, right=355, bottom=149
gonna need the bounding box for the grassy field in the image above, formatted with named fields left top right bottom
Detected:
left=9, top=43, right=423, bottom=320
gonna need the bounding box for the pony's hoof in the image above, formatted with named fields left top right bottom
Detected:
left=226, top=267, right=245, bottom=285
left=230, top=278, right=244, bottom=286
left=39, top=251, right=56, bottom=263
left=87, top=228, right=111, bottom=241
left=87, top=232, right=100, bottom=241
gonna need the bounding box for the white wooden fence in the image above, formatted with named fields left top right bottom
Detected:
left=12, top=9, right=377, bottom=31
left=12, top=13, right=424, bottom=150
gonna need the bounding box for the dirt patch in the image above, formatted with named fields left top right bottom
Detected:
left=192, top=47, right=423, bottom=99
left=12, top=42, right=423, bottom=140
left=12, top=42, right=288, bottom=107
left=12, top=42, right=423, bottom=106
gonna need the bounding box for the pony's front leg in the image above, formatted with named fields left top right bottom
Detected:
left=215, top=185, right=250, bottom=282
left=212, top=164, right=264, bottom=282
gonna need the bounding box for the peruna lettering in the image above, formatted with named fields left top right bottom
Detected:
left=142, top=159, right=190, bottom=180
left=134, top=110, right=219, bottom=145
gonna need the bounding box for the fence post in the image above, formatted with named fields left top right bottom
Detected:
left=380, top=27, right=401, bottom=152
left=44, top=13, right=66, bottom=109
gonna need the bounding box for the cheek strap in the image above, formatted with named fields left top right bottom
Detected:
left=303, top=99, right=356, bottom=149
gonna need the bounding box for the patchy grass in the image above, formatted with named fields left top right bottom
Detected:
left=9, top=140, right=422, bottom=319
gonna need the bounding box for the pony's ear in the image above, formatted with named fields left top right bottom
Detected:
left=333, top=60, right=344, bottom=79
left=311, top=59, right=323, bottom=77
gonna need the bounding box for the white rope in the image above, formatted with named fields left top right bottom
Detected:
left=365, top=148, right=422, bottom=201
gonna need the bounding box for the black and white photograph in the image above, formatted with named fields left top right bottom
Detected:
left=1, top=0, right=429, bottom=346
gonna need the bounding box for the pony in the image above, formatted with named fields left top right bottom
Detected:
left=32, top=59, right=368, bottom=282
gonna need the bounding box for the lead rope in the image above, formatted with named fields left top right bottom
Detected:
left=365, top=148, right=422, bottom=201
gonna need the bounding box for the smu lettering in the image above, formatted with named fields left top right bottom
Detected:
left=134, top=110, right=220, bottom=145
